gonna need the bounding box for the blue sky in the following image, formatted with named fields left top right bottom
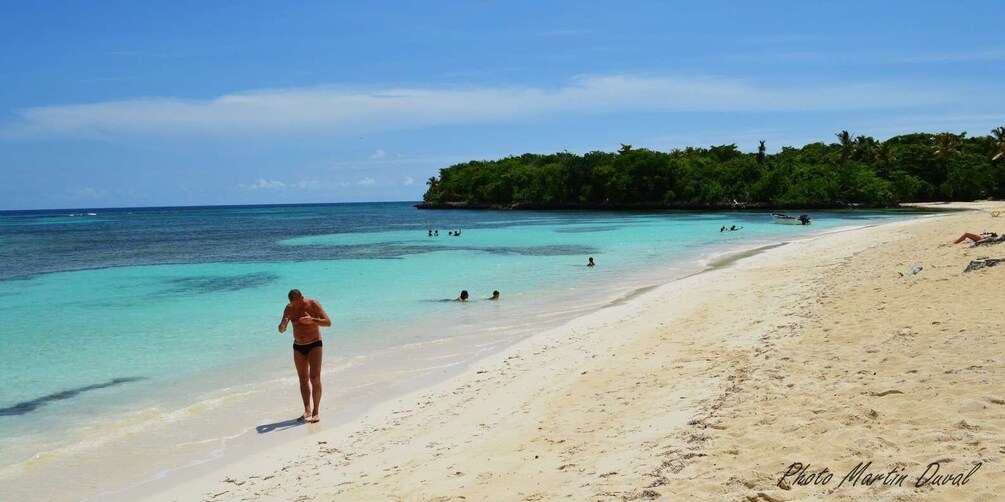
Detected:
left=2, top=1, right=1004, bottom=210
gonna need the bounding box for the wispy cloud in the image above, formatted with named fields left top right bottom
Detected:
left=2, top=75, right=957, bottom=140
left=896, top=48, right=1005, bottom=63
left=79, top=76, right=138, bottom=84
left=368, top=149, right=386, bottom=159
left=742, top=34, right=835, bottom=45
left=238, top=178, right=286, bottom=190
left=236, top=176, right=393, bottom=191
left=535, top=29, right=597, bottom=37
left=723, top=47, right=1005, bottom=66
left=316, top=152, right=514, bottom=173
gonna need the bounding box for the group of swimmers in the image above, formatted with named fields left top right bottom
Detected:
left=428, top=229, right=462, bottom=237
left=452, top=257, right=595, bottom=302
left=454, top=290, right=500, bottom=302
left=720, top=225, right=743, bottom=232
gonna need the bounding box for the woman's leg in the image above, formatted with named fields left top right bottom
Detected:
left=293, top=350, right=311, bottom=420
left=955, top=233, right=982, bottom=244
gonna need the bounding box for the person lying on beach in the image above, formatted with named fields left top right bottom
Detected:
left=455, top=290, right=469, bottom=302
left=954, top=231, right=997, bottom=244
left=278, top=289, right=332, bottom=423
left=971, top=234, right=1005, bottom=247
left=488, top=290, right=500, bottom=300
left=587, top=257, right=595, bottom=267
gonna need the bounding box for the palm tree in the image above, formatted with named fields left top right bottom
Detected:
left=757, top=140, right=766, bottom=164
left=991, top=126, right=1005, bottom=161
left=423, top=176, right=441, bottom=202
left=874, top=141, right=895, bottom=164
left=853, top=135, right=878, bottom=161
left=933, top=132, right=963, bottom=164
left=835, top=130, right=853, bottom=161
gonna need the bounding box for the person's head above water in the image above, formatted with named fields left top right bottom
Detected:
left=489, top=290, right=500, bottom=300
left=587, top=257, right=595, bottom=266
left=456, top=290, right=469, bottom=301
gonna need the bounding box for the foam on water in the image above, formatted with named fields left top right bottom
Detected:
left=0, top=203, right=929, bottom=500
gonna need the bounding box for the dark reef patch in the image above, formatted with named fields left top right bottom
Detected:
left=0, top=377, right=145, bottom=417
left=161, top=272, right=280, bottom=295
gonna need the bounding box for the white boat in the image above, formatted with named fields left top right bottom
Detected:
left=771, top=213, right=811, bottom=225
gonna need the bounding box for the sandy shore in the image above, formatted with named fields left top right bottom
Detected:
left=152, top=204, right=1005, bottom=501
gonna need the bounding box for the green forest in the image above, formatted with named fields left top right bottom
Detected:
left=420, top=128, right=1005, bottom=209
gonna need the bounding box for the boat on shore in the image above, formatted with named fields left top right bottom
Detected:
left=771, top=213, right=812, bottom=225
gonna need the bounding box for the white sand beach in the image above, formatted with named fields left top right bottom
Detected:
left=151, top=204, right=1005, bottom=501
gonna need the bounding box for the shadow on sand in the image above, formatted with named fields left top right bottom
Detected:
left=256, top=417, right=308, bottom=434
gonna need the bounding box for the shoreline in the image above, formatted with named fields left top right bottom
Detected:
left=147, top=205, right=1000, bottom=501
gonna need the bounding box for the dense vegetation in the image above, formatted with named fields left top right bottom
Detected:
left=420, top=128, right=1005, bottom=209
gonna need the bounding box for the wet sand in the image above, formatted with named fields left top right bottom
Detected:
left=152, top=203, right=1004, bottom=501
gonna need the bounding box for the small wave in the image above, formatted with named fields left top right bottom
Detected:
left=83, top=426, right=253, bottom=502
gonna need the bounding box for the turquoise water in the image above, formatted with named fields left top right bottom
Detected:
left=0, top=203, right=923, bottom=499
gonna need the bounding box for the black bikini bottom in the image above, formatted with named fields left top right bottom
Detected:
left=293, top=339, right=323, bottom=356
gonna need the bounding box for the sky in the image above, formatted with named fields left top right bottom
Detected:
left=1, top=1, right=1004, bottom=210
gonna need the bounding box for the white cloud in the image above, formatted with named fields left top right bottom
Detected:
left=368, top=149, right=386, bottom=159
left=402, top=176, right=414, bottom=186
left=238, top=178, right=286, bottom=190
left=2, top=75, right=959, bottom=140
left=356, top=177, right=376, bottom=186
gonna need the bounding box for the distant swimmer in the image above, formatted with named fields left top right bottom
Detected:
left=488, top=290, right=500, bottom=300
left=720, top=226, right=726, bottom=232
left=448, top=231, right=454, bottom=236
left=455, top=290, right=469, bottom=302
left=455, top=230, right=461, bottom=237
left=278, top=289, right=332, bottom=423
left=428, top=229, right=432, bottom=237
left=587, top=257, right=595, bottom=267
left=730, top=225, right=743, bottom=231
left=434, top=230, right=439, bottom=236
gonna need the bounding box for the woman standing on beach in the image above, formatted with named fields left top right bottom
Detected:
left=278, top=289, right=331, bottom=423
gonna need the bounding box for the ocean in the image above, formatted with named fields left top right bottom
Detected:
left=0, top=202, right=924, bottom=500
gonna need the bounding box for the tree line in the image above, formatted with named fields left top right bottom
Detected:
left=420, top=128, right=1005, bottom=209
